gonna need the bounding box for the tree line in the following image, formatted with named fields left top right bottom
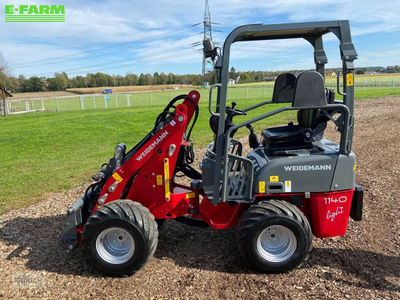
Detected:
left=2, top=72, right=205, bottom=93
left=0, top=67, right=304, bottom=92
left=1, top=63, right=399, bottom=93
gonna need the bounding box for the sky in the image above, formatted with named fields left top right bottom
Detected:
left=0, top=0, right=399, bottom=78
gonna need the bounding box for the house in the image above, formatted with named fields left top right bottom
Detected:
left=263, top=76, right=276, bottom=82
left=325, top=70, right=336, bottom=77
left=228, top=78, right=236, bottom=85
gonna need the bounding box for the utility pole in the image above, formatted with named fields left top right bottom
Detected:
left=202, top=0, right=213, bottom=87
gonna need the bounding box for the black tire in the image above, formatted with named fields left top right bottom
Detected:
left=82, top=200, right=158, bottom=276
left=236, top=199, right=312, bottom=273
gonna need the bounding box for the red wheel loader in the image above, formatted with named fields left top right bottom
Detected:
left=62, top=20, right=363, bottom=276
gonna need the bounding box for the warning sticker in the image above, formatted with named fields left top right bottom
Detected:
left=186, top=192, right=196, bottom=199
left=112, top=172, right=123, bottom=183
left=346, top=73, right=354, bottom=86
left=259, top=181, right=266, bottom=193
left=284, top=180, right=292, bottom=193
left=156, top=175, right=163, bottom=185
left=269, top=175, right=279, bottom=182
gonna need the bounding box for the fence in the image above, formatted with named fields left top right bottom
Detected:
left=6, top=77, right=400, bottom=114
left=7, top=91, right=183, bottom=114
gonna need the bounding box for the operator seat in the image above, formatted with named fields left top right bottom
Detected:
left=272, top=72, right=296, bottom=103
left=262, top=71, right=328, bottom=153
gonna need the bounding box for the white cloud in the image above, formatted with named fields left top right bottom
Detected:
left=0, top=0, right=399, bottom=76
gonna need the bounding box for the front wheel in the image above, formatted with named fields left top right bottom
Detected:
left=82, top=200, right=158, bottom=276
left=236, top=199, right=312, bottom=273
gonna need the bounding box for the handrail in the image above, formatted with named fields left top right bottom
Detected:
left=337, top=71, right=347, bottom=96
left=209, top=83, right=221, bottom=116
left=242, top=100, right=274, bottom=112
left=218, top=103, right=350, bottom=202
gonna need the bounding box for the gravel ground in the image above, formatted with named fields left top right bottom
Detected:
left=0, top=97, right=399, bottom=299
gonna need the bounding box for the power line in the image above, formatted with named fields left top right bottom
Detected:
left=23, top=42, right=198, bottom=77
left=56, top=51, right=198, bottom=77
left=11, top=26, right=191, bottom=68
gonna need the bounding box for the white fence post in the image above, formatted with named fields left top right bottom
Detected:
left=149, top=94, right=152, bottom=106
left=6, top=99, right=10, bottom=115
left=25, top=101, right=29, bottom=112
left=115, top=95, right=118, bottom=108
left=126, top=94, right=131, bottom=107
left=104, top=95, right=108, bottom=109
left=92, top=95, right=96, bottom=109
left=5, top=99, right=10, bottom=115
left=246, top=87, right=248, bottom=99
left=80, top=96, right=85, bottom=109
left=41, top=100, right=44, bottom=110
left=56, top=98, right=59, bottom=112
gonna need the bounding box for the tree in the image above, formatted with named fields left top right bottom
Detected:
left=126, top=73, right=138, bottom=86
left=386, top=65, right=400, bottom=73
left=159, top=73, right=168, bottom=85
left=87, top=73, right=97, bottom=87
left=153, top=72, right=160, bottom=85
left=138, top=73, right=146, bottom=85
left=356, top=68, right=366, bottom=75
left=167, top=73, right=176, bottom=84
left=53, top=72, right=69, bottom=90
left=0, top=53, right=8, bottom=84
left=144, top=73, right=153, bottom=85
left=229, top=66, right=236, bottom=79
left=94, top=72, right=108, bottom=87
left=75, top=76, right=87, bottom=88
left=6, top=76, right=21, bottom=92
left=23, top=76, right=46, bottom=92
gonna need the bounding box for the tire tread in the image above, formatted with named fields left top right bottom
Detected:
left=236, top=199, right=312, bottom=273
left=82, top=200, right=158, bottom=276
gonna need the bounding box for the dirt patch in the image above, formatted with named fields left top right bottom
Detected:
left=0, top=97, right=399, bottom=299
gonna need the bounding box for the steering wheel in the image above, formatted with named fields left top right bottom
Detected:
left=226, top=102, right=247, bottom=118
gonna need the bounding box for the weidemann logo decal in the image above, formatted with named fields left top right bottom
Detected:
left=284, top=164, right=332, bottom=171
left=136, top=131, right=169, bottom=161
left=5, top=4, right=65, bottom=22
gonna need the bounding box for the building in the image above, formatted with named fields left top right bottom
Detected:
left=0, top=87, right=12, bottom=117
left=263, top=76, right=276, bottom=82
left=325, top=70, right=336, bottom=77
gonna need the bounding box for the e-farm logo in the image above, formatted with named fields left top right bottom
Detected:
left=5, top=4, right=65, bottom=22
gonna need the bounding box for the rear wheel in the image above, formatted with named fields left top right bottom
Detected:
left=236, top=199, right=312, bottom=273
left=82, top=200, right=158, bottom=276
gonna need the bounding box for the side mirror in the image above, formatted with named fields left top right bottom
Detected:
left=203, top=39, right=217, bottom=59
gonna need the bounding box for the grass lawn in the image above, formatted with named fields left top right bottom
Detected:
left=1, top=86, right=400, bottom=214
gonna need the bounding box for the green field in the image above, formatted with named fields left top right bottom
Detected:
left=7, top=73, right=400, bottom=113
left=1, top=86, right=400, bottom=214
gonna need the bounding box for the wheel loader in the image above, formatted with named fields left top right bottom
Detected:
left=62, top=20, right=363, bottom=276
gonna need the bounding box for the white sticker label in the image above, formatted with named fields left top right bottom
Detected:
left=284, top=180, right=292, bottom=192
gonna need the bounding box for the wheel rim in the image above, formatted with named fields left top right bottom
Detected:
left=96, top=227, right=135, bottom=265
left=256, top=225, right=297, bottom=263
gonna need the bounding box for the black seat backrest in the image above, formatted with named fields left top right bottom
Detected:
left=272, top=73, right=296, bottom=103
left=293, top=71, right=327, bottom=107
left=293, top=71, right=327, bottom=129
